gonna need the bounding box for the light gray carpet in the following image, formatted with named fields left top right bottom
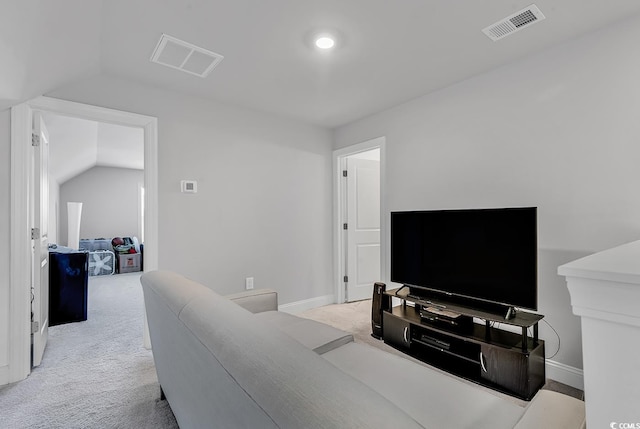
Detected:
left=300, top=299, right=423, bottom=360
left=0, top=273, right=178, bottom=429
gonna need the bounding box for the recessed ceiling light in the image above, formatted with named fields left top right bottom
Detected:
left=315, top=36, right=335, bottom=50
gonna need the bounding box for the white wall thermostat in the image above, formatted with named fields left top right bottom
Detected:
left=181, top=180, right=198, bottom=193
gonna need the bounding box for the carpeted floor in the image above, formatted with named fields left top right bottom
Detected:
left=0, top=277, right=582, bottom=428
left=0, top=273, right=178, bottom=429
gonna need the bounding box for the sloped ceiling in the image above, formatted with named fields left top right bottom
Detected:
left=45, top=113, right=144, bottom=184
left=4, top=1, right=640, bottom=127
left=0, top=0, right=102, bottom=111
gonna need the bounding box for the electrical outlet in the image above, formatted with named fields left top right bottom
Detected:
left=245, top=277, right=254, bottom=290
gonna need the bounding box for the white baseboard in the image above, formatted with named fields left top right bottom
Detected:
left=546, top=359, right=584, bottom=391
left=0, top=364, right=9, bottom=387
left=279, top=295, right=335, bottom=314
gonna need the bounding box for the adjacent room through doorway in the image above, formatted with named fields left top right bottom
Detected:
left=334, top=137, right=385, bottom=303
left=8, top=96, right=158, bottom=385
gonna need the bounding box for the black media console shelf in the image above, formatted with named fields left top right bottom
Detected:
left=382, top=287, right=545, bottom=400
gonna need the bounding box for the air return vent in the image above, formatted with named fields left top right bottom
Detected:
left=150, top=34, right=224, bottom=78
left=482, top=4, right=545, bottom=41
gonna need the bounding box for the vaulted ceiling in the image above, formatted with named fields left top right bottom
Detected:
left=3, top=1, right=640, bottom=127
left=44, top=113, right=144, bottom=185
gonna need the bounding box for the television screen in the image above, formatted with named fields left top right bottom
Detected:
left=390, top=207, right=537, bottom=310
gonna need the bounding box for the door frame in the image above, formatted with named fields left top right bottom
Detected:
left=333, top=136, right=386, bottom=303
left=8, top=96, right=158, bottom=384
left=31, top=111, right=51, bottom=368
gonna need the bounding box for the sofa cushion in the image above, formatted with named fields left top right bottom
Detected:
left=323, top=342, right=526, bottom=429
left=142, top=272, right=279, bottom=429
left=254, top=310, right=354, bottom=354
left=225, top=288, right=278, bottom=313
left=177, top=286, right=425, bottom=429
left=513, top=390, right=586, bottom=429
left=142, top=270, right=212, bottom=316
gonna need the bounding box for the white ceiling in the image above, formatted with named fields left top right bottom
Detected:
left=3, top=1, right=640, bottom=127
left=0, top=1, right=102, bottom=111
left=44, top=113, right=144, bottom=184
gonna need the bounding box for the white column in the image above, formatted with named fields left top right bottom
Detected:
left=67, top=202, right=83, bottom=249
left=558, top=240, right=640, bottom=428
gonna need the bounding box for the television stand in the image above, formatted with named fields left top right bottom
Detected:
left=421, top=306, right=463, bottom=320
left=381, top=287, right=545, bottom=400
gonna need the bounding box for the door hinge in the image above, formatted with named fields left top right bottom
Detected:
left=343, top=223, right=348, bottom=230
left=31, top=321, right=39, bottom=334
left=343, top=275, right=349, bottom=283
left=31, top=228, right=40, bottom=240
left=343, top=170, right=347, bottom=177
left=32, top=133, right=40, bottom=146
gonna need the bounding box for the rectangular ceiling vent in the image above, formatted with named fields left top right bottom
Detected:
left=482, top=4, right=545, bottom=41
left=150, top=34, right=224, bottom=78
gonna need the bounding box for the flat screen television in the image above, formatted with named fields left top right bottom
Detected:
left=390, top=207, right=537, bottom=311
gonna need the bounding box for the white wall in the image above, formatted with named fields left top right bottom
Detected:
left=45, top=114, right=99, bottom=185
left=58, top=166, right=143, bottom=244
left=0, top=109, right=10, bottom=375
left=48, top=76, right=334, bottom=304
left=334, top=15, right=640, bottom=372
left=48, top=180, right=59, bottom=245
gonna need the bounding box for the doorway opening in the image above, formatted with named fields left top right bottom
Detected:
left=8, top=96, right=158, bottom=385
left=333, top=137, right=385, bottom=303
left=45, top=111, right=145, bottom=275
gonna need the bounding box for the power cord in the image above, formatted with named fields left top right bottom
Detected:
left=484, top=316, right=560, bottom=359
left=542, top=319, right=561, bottom=359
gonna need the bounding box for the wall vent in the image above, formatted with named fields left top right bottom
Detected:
left=482, top=4, right=545, bottom=41
left=150, top=34, right=224, bottom=78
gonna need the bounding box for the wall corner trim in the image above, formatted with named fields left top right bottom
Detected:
left=278, top=295, right=335, bottom=315
left=545, top=359, right=584, bottom=391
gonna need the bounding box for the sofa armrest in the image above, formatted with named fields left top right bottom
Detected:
left=515, top=390, right=585, bottom=429
left=225, top=288, right=278, bottom=313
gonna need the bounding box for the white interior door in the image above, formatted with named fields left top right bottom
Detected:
left=31, top=111, right=50, bottom=367
left=346, top=157, right=381, bottom=302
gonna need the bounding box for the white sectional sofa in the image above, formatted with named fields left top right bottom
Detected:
left=141, top=271, right=586, bottom=429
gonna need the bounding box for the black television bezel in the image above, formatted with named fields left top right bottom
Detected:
left=390, top=207, right=538, bottom=312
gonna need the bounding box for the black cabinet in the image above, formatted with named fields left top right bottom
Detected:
left=480, top=343, right=545, bottom=400
left=49, top=250, right=89, bottom=326
left=381, top=290, right=545, bottom=400
left=382, top=312, right=411, bottom=351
